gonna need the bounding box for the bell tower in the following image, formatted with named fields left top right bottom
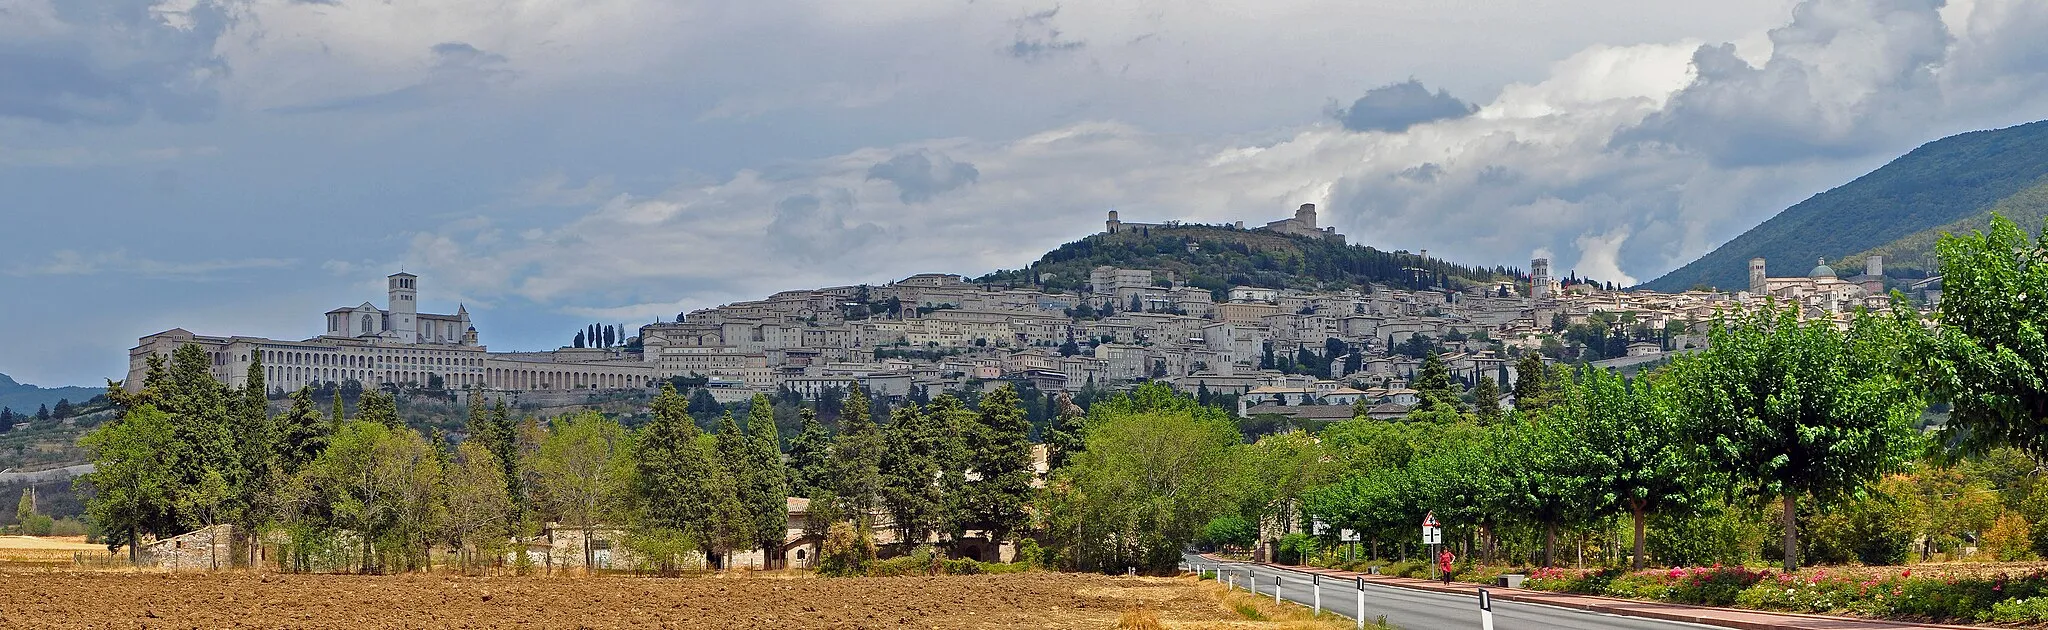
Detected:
left=388, top=273, right=418, bottom=343
left=1748, top=258, right=1767, bottom=294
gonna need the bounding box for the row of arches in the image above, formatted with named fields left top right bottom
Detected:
left=486, top=367, right=646, bottom=391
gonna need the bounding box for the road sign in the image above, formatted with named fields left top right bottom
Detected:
left=1422, top=512, right=1439, bottom=528
left=1313, top=519, right=1330, bottom=536
left=1422, top=526, right=1442, bottom=545
left=1340, top=528, right=1361, bottom=542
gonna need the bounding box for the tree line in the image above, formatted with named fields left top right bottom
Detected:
left=79, top=346, right=1036, bottom=573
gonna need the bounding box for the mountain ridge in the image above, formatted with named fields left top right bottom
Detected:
left=1644, top=120, right=2048, bottom=292
left=0, top=373, right=102, bottom=416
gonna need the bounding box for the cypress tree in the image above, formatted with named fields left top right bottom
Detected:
left=635, top=384, right=719, bottom=543
left=830, top=386, right=884, bottom=524
left=879, top=402, right=948, bottom=544
left=785, top=408, right=833, bottom=498
left=743, top=394, right=790, bottom=565
left=274, top=387, right=328, bottom=475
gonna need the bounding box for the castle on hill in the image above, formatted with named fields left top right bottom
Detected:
left=1103, top=203, right=1344, bottom=244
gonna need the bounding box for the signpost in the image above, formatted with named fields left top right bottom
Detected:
left=1422, top=512, right=1444, bottom=579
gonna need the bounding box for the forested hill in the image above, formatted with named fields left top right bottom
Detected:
left=0, top=373, right=101, bottom=417
left=1643, top=119, right=2048, bottom=292
left=977, top=224, right=1514, bottom=296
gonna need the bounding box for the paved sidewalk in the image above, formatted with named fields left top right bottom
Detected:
left=1204, top=556, right=1984, bottom=630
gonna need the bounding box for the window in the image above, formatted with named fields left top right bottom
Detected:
left=362, top=315, right=374, bottom=332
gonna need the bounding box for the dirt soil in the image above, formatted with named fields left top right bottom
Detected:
left=0, top=571, right=1260, bottom=629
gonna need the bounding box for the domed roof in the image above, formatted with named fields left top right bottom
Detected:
left=1809, top=258, right=1836, bottom=279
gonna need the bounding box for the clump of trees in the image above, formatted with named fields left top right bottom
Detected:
left=79, top=356, right=1039, bottom=574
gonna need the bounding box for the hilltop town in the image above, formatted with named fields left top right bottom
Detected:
left=125, top=203, right=1934, bottom=425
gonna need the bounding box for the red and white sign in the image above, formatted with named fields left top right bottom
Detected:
left=1422, top=512, right=1439, bottom=528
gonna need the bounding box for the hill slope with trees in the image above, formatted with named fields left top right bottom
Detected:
left=979, top=224, right=1515, bottom=296
left=1644, top=119, right=2048, bottom=292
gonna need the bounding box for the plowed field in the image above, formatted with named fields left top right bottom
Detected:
left=0, top=571, right=1305, bottom=629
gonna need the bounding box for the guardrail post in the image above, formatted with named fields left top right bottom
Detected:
left=1313, top=574, right=1321, bottom=615
left=1228, top=570, right=1235, bottom=591
left=1355, top=577, right=1366, bottom=630
left=1275, top=575, right=1282, bottom=604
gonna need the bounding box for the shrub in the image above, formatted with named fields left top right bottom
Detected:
left=1659, top=566, right=1771, bottom=606
left=1384, top=559, right=1427, bottom=579
left=1275, top=533, right=1319, bottom=565
left=867, top=546, right=938, bottom=577
left=816, top=521, right=877, bottom=577
left=1990, top=597, right=2048, bottom=623
left=1524, top=567, right=1622, bottom=594
left=1017, top=538, right=1047, bottom=569
left=1649, top=503, right=1770, bottom=567
left=1984, top=513, right=2036, bottom=562
left=1200, top=515, right=1257, bottom=550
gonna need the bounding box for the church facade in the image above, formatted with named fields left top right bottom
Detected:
left=127, top=273, right=655, bottom=395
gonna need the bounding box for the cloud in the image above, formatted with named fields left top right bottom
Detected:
left=0, top=0, right=230, bottom=124
left=12, top=250, right=296, bottom=279
left=271, top=41, right=512, bottom=114
left=866, top=150, right=981, bottom=203
left=1008, top=6, right=1085, bottom=61
left=1332, top=80, right=1478, bottom=133
left=1616, top=0, right=1954, bottom=165
left=1572, top=227, right=1638, bottom=285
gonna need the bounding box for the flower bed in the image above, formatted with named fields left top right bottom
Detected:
left=1526, top=564, right=2048, bottom=624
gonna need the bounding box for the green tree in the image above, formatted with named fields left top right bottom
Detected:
left=1494, top=411, right=1605, bottom=567
left=78, top=405, right=180, bottom=561
left=1561, top=367, right=1710, bottom=569
left=1053, top=397, right=1242, bottom=573
left=444, top=441, right=514, bottom=570
left=954, top=385, right=1034, bottom=550
left=1664, top=306, right=1922, bottom=572
left=1412, top=353, right=1463, bottom=413
left=742, top=394, right=791, bottom=566
left=1511, top=354, right=1554, bottom=411
left=830, top=386, right=885, bottom=524
left=274, top=387, right=330, bottom=476
left=177, top=468, right=233, bottom=569
left=533, top=412, right=635, bottom=569
left=634, top=384, right=718, bottom=546
left=1472, top=376, right=1501, bottom=424
left=306, top=421, right=444, bottom=572
left=785, top=408, right=834, bottom=498
left=356, top=390, right=399, bottom=428
left=1907, top=215, right=2048, bottom=459
left=162, top=344, right=243, bottom=540
left=879, top=402, right=948, bottom=544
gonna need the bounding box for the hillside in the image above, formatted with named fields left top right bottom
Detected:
left=0, top=373, right=101, bottom=417
left=1644, top=120, right=2048, bottom=292
left=977, top=224, right=1514, bottom=296
left=1837, top=177, right=2048, bottom=276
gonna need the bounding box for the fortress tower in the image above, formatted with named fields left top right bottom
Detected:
left=1531, top=257, right=1552, bottom=300
left=1749, top=258, right=1767, bottom=294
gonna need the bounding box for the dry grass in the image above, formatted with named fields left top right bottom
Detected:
left=1116, top=607, right=1167, bottom=630
left=0, top=536, right=116, bottom=568
left=1188, top=581, right=1362, bottom=630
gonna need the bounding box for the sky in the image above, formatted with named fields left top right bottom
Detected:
left=5, top=0, right=2048, bottom=387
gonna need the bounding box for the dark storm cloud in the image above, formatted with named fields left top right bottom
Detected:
left=865, top=150, right=981, bottom=203
left=1331, top=79, right=1477, bottom=133
left=0, top=0, right=230, bottom=125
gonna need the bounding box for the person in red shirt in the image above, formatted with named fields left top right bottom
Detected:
left=1438, top=549, right=1456, bottom=584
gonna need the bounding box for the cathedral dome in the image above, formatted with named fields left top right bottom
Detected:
left=1809, top=258, right=1836, bottom=279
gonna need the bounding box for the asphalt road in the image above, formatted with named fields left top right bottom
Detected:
left=1183, top=554, right=1712, bottom=630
